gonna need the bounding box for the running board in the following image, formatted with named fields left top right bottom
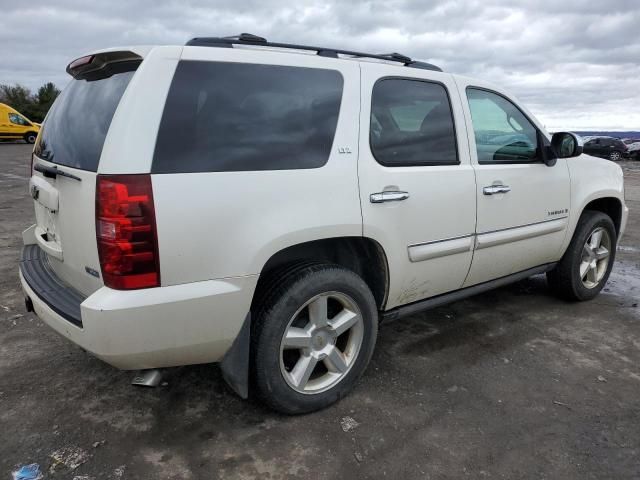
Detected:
left=381, top=263, right=556, bottom=322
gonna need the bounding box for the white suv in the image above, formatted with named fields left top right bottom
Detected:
left=20, top=34, right=628, bottom=414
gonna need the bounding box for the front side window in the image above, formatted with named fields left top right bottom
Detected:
left=152, top=61, right=344, bottom=173
left=370, top=79, right=458, bottom=166
left=9, top=113, right=30, bottom=126
left=467, top=88, right=539, bottom=164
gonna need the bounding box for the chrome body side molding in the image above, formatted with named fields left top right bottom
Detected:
left=475, top=217, right=568, bottom=250
left=408, top=234, right=474, bottom=263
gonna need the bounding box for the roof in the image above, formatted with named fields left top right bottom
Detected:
left=185, top=33, right=443, bottom=72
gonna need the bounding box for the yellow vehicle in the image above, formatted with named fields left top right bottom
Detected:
left=0, top=103, right=40, bottom=143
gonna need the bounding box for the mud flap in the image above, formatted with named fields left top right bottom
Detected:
left=220, top=312, right=251, bottom=399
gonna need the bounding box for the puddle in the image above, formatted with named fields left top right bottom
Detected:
left=602, top=260, right=640, bottom=315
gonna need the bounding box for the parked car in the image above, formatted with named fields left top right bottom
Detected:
left=582, top=136, right=629, bottom=161
left=0, top=103, right=40, bottom=143
left=20, top=35, right=628, bottom=414
left=622, top=138, right=640, bottom=159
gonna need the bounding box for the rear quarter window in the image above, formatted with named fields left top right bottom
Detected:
left=152, top=61, right=344, bottom=173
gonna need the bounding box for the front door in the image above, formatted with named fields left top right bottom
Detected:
left=358, top=64, right=477, bottom=309
left=0, top=110, right=21, bottom=139
left=8, top=112, right=29, bottom=137
left=457, top=82, right=571, bottom=286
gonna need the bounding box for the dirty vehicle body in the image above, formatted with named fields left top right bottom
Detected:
left=20, top=35, right=628, bottom=414
left=0, top=102, right=40, bottom=143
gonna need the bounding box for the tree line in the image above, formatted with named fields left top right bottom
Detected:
left=0, top=83, right=60, bottom=123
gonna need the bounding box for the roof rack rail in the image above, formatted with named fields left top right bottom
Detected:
left=185, top=34, right=443, bottom=72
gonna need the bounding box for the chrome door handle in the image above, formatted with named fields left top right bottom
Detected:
left=483, top=184, right=511, bottom=195
left=370, top=191, right=410, bottom=203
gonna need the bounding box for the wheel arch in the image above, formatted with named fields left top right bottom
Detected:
left=222, top=236, right=389, bottom=400
left=254, top=236, right=390, bottom=311
left=24, top=131, right=39, bottom=142
left=582, top=196, right=623, bottom=236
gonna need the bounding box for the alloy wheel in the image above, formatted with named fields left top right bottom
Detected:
left=580, top=227, right=611, bottom=289
left=279, top=291, right=364, bottom=394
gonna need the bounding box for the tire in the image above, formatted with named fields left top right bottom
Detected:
left=24, top=132, right=37, bottom=144
left=547, top=211, right=616, bottom=301
left=609, top=150, right=622, bottom=161
left=251, top=263, right=378, bottom=414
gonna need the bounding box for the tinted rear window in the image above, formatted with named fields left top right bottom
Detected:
left=34, top=63, right=137, bottom=172
left=152, top=61, right=343, bottom=173
left=370, top=79, right=458, bottom=166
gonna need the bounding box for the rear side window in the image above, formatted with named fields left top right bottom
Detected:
left=34, top=62, right=137, bottom=172
left=152, top=61, right=344, bottom=173
left=370, top=79, right=458, bottom=166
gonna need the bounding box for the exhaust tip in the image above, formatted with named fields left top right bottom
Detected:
left=131, top=369, right=163, bottom=388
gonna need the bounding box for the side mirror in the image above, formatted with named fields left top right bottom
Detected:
left=550, top=132, right=583, bottom=159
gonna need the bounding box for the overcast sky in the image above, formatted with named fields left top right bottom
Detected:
left=2, top=0, right=639, bottom=131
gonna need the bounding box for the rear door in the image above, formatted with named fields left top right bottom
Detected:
left=358, top=64, right=476, bottom=309
left=30, top=57, right=141, bottom=296
left=600, top=138, right=613, bottom=157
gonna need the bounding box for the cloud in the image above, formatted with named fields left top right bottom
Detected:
left=1, top=0, right=638, bottom=130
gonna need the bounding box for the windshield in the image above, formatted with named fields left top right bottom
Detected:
left=34, top=63, right=137, bottom=172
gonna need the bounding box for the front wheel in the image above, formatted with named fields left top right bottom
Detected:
left=609, top=150, right=622, bottom=161
left=547, top=211, right=616, bottom=301
left=24, top=132, right=37, bottom=144
left=251, top=263, right=378, bottom=414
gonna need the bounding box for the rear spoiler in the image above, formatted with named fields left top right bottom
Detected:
left=66, top=51, right=142, bottom=80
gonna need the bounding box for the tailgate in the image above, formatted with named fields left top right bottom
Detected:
left=30, top=52, right=141, bottom=296
left=30, top=161, right=101, bottom=296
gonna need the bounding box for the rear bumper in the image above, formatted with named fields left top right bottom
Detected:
left=20, top=245, right=258, bottom=370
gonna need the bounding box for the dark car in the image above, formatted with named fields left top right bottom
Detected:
left=582, top=136, right=628, bottom=161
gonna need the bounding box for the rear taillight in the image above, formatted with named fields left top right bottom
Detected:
left=96, top=174, right=160, bottom=289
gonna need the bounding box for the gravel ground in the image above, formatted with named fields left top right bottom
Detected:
left=1, top=143, right=639, bottom=479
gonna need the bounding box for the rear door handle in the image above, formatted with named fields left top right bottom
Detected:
left=483, top=184, right=511, bottom=195
left=370, top=191, right=410, bottom=203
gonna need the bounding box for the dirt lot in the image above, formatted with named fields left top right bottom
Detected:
left=1, top=143, right=639, bottom=479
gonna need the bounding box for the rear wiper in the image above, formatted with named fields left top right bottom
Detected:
left=39, top=149, right=53, bottom=161
left=34, top=163, right=82, bottom=182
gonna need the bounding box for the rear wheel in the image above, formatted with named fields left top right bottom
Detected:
left=547, top=211, right=616, bottom=301
left=609, top=150, right=622, bottom=161
left=24, top=132, right=37, bottom=144
left=252, top=263, right=378, bottom=414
